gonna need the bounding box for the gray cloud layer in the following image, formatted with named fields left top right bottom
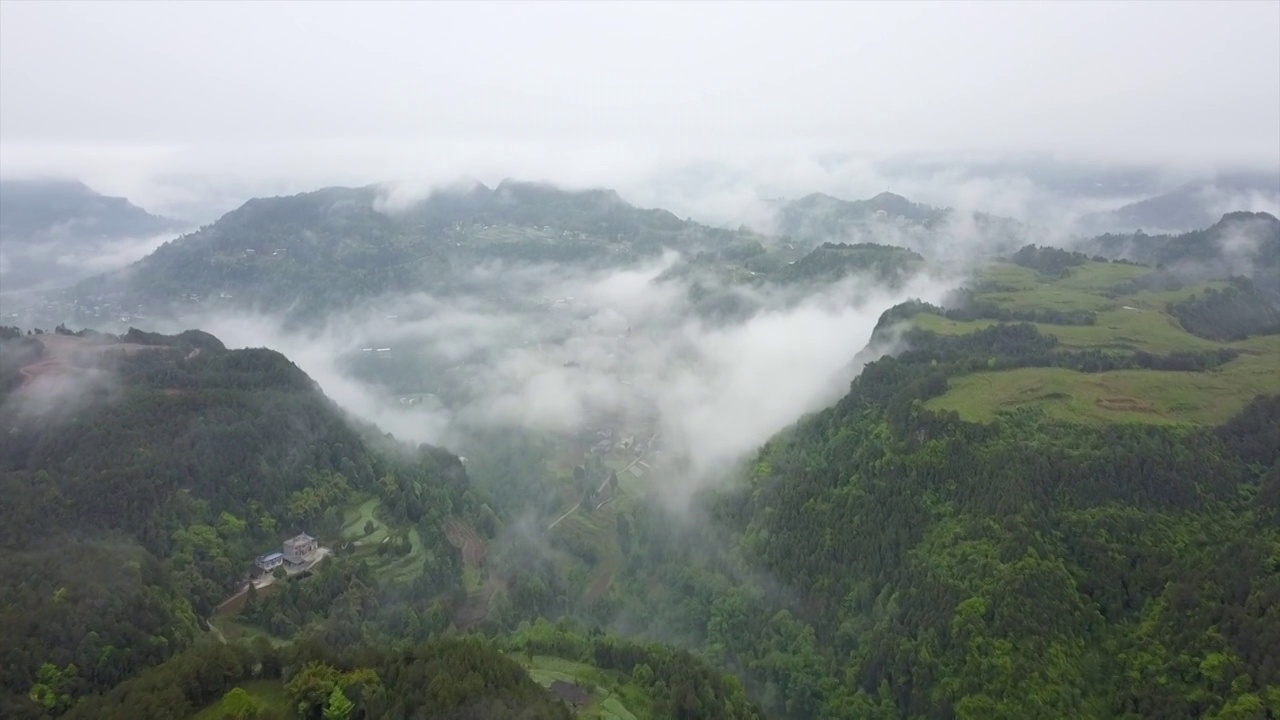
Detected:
left=2, top=2, right=1277, bottom=222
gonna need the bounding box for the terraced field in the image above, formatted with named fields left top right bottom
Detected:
left=519, top=655, right=645, bottom=720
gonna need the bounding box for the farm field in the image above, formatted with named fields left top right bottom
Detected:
left=915, top=260, right=1279, bottom=425
left=519, top=655, right=645, bottom=720
left=912, top=307, right=1224, bottom=354
left=925, top=345, right=1280, bottom=425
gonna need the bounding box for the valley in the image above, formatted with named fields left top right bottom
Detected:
left=0, top=179, right=1277, bottom=720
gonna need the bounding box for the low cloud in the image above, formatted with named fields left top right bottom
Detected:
left=173, top=253, right=955, bottom=507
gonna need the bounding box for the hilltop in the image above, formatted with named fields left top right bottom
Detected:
left=1077, top=211, right=1280, bottom=300
left=773, top=191, right=1029, bottom=262
left=66, top=180, right=739, bottom=322
left=0, top=180, right=187, bottom=292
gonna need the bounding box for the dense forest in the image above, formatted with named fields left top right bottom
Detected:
left=5, top=188, right=1280, bottom=719
left=0, top=328, right=474, bottom=718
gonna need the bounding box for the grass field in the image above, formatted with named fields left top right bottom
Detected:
left=925, top=347, right=1280, bottom=425
left=341, top=496, right=387, bottom=544
left=911, top=308, right=1220, bottom=354
left=1051, top=261, right=1149, bottom=291
left=339, top=496, right=425, bottom=584
left=189, top=680, right=295, bottom=720
left=519, top=655, right=645, bottom=720
left=210, top=617, right=290, bottom=647
left=914, top=261, right=1279, bottom=426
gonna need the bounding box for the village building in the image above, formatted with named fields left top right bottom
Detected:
left=283, top=533, right=318, bottom=565
left=255, top=551, right=284, bottom=573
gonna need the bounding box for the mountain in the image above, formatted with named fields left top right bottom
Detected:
left=1079, top=211, right=1280, bottom=300
left=773, top=191, right=1029, bottom=261
left=0, top=324, right=764, bottom=720
left=0, top=180, right=187, bottom=293
left=1076, top=173, right=1280, bottom=235
left=0, top=325, right=474, bottom=718
left=693, top=255, right=1280, bottom=717
left=62, top=179, right=776, bottom=324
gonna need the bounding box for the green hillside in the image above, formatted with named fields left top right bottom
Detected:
left=0, top=326, right=474, bottom=719
left=63, top=181, right=772, bottom=324
left=908, top=258, right=1280, bottom=425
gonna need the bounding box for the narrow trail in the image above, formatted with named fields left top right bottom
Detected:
left=208, top=618, right=228, bottom=644
left=546, top=458, right=638, bottom=532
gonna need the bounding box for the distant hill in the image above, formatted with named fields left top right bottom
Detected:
left=0, top=179, right=187, bottom=292
left=1077, top=174, right=1280, bottom=234
left=773, top=191, right=1029, bottom=261
left=1079, top=211, right=1280, bottom=299
left=67, top=179, right=772, bottom=322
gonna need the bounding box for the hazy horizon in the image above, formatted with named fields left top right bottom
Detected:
left=2, top=1, right=1278, bottom=224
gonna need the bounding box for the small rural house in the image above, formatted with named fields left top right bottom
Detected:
left=283, top=532, right=318, bottom=565
left=255, top=551, right=285, bottom=572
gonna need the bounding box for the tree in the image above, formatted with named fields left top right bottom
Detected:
left=220, top=687, right=263, bottom=720
left=323, top=686, right=354, bottom=720
left=363, top=519, right=375, bottom=536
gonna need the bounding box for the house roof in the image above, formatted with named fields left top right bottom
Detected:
left=285, top=533, right=314, bottom=544
left=258, top=552, right=284, bottom=562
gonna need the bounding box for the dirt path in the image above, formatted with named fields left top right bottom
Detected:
left=546, top=460, right=635, bottom=531
left=208, top=618, right=228, bottom=645
left=546, top=502, right=581, bottom=531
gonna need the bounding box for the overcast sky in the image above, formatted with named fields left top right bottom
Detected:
left=1, top=1, right=1277, bottom=213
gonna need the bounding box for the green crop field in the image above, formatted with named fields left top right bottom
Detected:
left=1040, top=308, right=1223, bottom=354
left=1051, top=261, right=1149, bottom=291
left=915, top=261, right=1279, bottom=426
left=519, top=655, right=645, bottom=720
left=341, top=496, right=387, bottom=544
left=925, top=346, right=1280, bottom=425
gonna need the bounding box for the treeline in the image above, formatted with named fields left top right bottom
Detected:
left=777, top=242, right=924, bottom=286
left=1169, top=277, right=1280, bottom=341
left=62, top=636, right=573, bottom=720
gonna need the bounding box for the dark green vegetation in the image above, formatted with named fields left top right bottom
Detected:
left=1169, top=277, right=1280, bottom=341
left=0, top=328, right=474, bottom=718
left=69, top=181, right=772, bottom=322
left=1080, top=211, right=1280, bottom=299
left=8, top=183, right=1280, bottom=719
left=64, top=636, right=574, bottom=720
left=0, top=327, right=758, bottom=720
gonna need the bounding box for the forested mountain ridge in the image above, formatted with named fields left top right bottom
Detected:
left=678, top=249, right=1280, bottom=718
left=67, top=180, right=773, bottom=322
left=0, top=326, right=764, bottom=720
left=1078, top=211, right=1280, bottom=300
left=0, top=326, right=473, bottom=719
left=773, top=191, right=1029, bottom=261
